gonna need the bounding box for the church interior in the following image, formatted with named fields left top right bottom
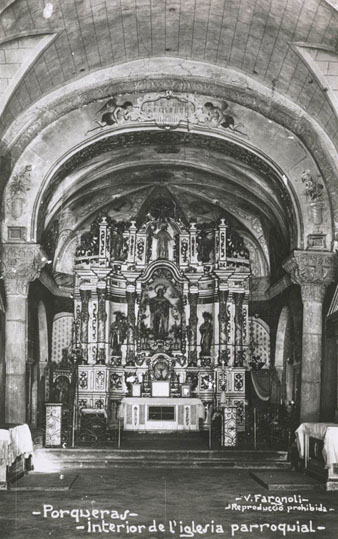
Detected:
left=1, top=0, right=338, bottom=535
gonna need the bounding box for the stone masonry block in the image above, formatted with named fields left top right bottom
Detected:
left=316, top=50, right=338, bottom=62
left=0, top=79, right=9, bottom=93
left=316, top=61, right=329, bottom=74
left=2, top=39, right=19, bottom=49
left=326, top=75, right=338, bottom=90
left=4, top=49, right=26, bottom=64
left=327, top=62, right=338, bottom=75
left=0, top=63, right=19, bottom=78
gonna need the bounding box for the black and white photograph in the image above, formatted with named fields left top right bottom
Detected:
left=0, top=0, right=338, bottom=537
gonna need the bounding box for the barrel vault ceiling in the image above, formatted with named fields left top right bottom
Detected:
left=1, top=0, right=338, bottom=143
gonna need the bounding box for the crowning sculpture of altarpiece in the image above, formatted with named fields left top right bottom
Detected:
left=57, top=193, right=251, bottom=438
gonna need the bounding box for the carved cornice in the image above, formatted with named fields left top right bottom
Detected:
left=283, top=250, right=337, bottom=289
left=0, top=243, right=47, bottom=296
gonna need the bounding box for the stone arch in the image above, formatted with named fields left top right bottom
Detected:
left=0, top=61, right=336, bottom=253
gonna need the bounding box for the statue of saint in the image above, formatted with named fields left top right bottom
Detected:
left=199, top=312, right=213, bottom=356
left=148, top=288, right=171, bottom=340
left=111, top=227, right=124, bottom=260
left=197, top=230, right=214, bottom=262
left=152, top=223, right=172, bottom=259
left=110, top=312, right=128, bottom=355
left=53, top=376, right=70, bottom=404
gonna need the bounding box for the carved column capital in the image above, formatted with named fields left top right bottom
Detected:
left=0, top=243, right=47, bottom=296
left=283, top=250, right=336, bottom=289
left=300, top=283, right=326, bottom=303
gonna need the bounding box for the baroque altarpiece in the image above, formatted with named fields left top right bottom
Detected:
left=53, top=194, right=254, bottom=436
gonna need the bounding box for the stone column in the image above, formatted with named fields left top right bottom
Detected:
left=0, top=244, right=47, bottom=424
left=283, top=251, right=336, bottom=423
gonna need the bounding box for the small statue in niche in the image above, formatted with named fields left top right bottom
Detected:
left=111, top=226, right=125, bottom=261
left=53, top=376, right=70, bottom=404
left=96, top=348, right=106, bottom=365
left=186, top=325, right=194, bottom=346
left=60, top=348, right=71, bottom=369
left=110, top=311, right=128, bottom=356
left=148, top=287, right=171, bottom=340
left=301, top=170, right=323, bottom=202
left=151, top=223, right=172, bottom=259
left=125, top=349, right=136, bottom=366
left=199, top=312, right=213, bottom=357
left=197, top=230, right=214, bottom=262
left=185, top=373, right=198, bottom=393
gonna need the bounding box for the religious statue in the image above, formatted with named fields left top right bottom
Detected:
left=197, top=230, right=214, bottom=262
left=199, top=312, right=213, bottom=356
left=53, top=376, right=70, bottom=404
left=111, top=227, right=125, bottom=260
left=148, top=288, right=171, bottom=340
left=152, top=223, right=172, bottom=259
left=110, top=312, right=128, bottom=355
left=60, top=348, right=71, bottom=369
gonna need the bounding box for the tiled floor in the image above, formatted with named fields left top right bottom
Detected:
left=0, top=466, right=337, bottom=539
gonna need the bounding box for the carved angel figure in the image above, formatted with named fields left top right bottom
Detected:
left=86, top=98, right=133, bottom=134
left=301, top=170, right=323, bottom=202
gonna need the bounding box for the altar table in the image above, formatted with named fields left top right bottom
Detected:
left=120, top=397, right=205, bottom=431
left=0, top=424, right=33, bottom=489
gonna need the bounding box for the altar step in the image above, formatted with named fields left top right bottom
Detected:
left=34, top=448, right=291, bottom=471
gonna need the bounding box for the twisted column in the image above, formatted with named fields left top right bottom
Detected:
left=218, top=289, right=229, bottom=364
left=126, top=284, right=136, bottom=363
left=97, top=283, right=107, bottom=362
left=188, top=288, right=198, bottom=365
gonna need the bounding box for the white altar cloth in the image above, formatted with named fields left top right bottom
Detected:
left=296, top=423, right=338, bottom=467
left=0, top=424, right=33, bottom=466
